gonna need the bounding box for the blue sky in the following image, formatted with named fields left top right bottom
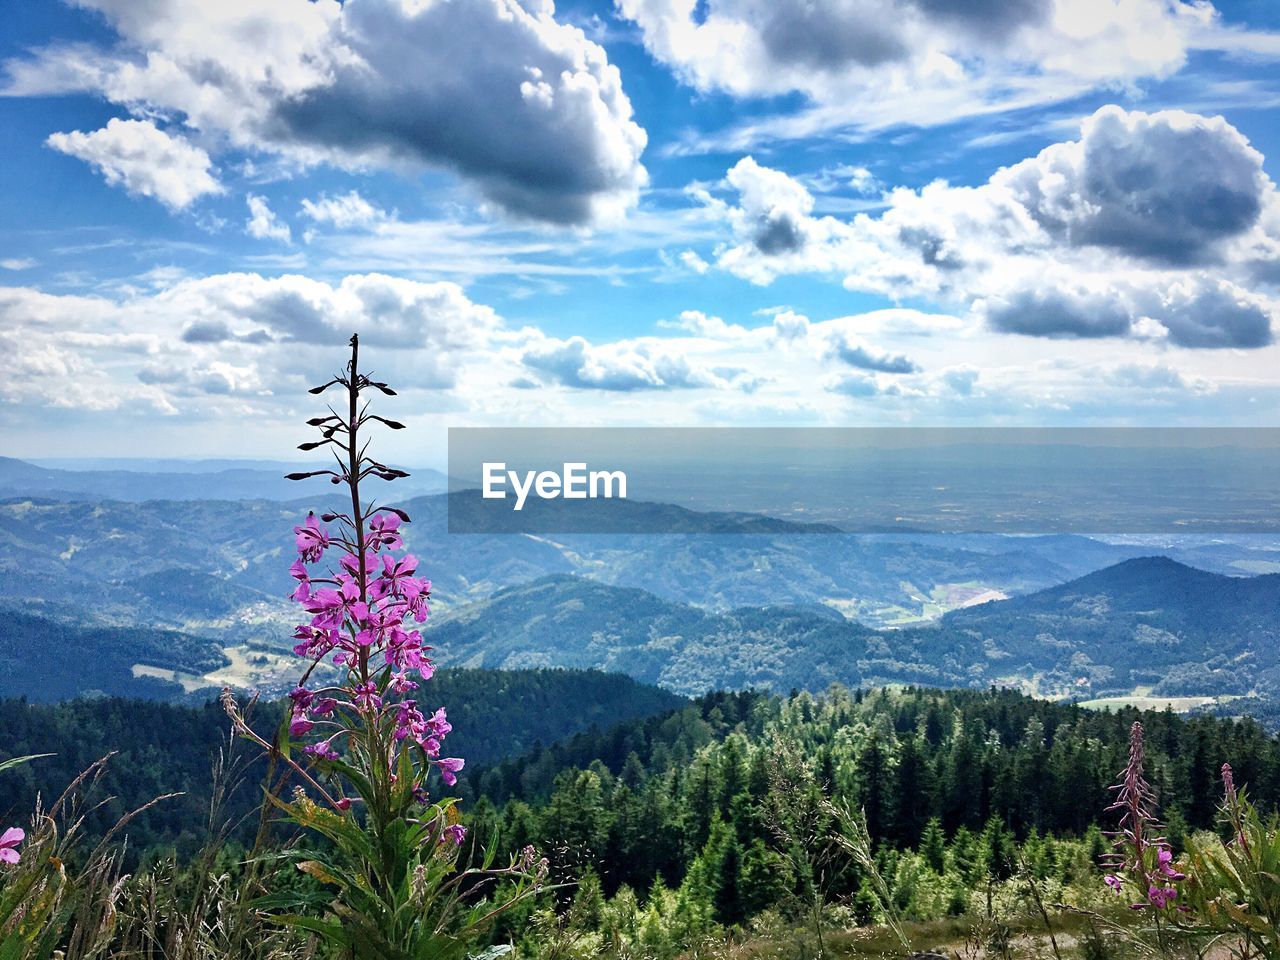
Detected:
left=2, top=0, right=1280, bottom=461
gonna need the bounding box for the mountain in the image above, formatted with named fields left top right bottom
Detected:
left=430, top=559, right=1280, bottom=702
left=5, top=482, right=1280, bottom=702
left=0, top=492, right=1161, bottom=634
left=433, top=574, right=885, bottom=696
left=934, top=556, right=1280, bottom=698
left=0, top=609, right=229, bottom=701
left=0, top=456, right=448, bottom=502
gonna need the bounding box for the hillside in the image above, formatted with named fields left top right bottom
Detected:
left=0, top=609, right=229, bottom=701
left=432, top=559, right=1280, bottom=702
left=0, top=493, right=1192, bottom=638
left=934, top=555, right=1280, bottom=698
left=432, top=574, right=884, bottom=696
left=0, top=668, right=684, bottom=851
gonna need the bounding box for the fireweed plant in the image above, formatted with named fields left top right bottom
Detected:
left=224, top=335, right=546, bottom=959
left=1180, top=763, right=1280, bottom=956
left=1101, top=721, right=1187, bottom=953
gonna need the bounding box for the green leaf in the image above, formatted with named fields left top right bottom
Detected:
left=0, top=753, right=53, bottom=774
left=271, top=913, right=353, bottom=946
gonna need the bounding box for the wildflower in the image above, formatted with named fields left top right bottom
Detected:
left=261, top=335, right=468, bottom=821
left=1148, top=886, right=1178, bottom=909
left=292, top=624, right=336, bottom=659
left=293, top=513, right=330, bottom=563
left=371, top=554, right=427, bottom=603
left=289, top=560, right=311, bottom=602
left=389, top=672, right=418, bottom=694
left=1156, top=847, right=1185, bottom=881
left=369, top=512, right=404, bottom=551
left=290, top=715, right=315, bottom=737
left=306, top=579, right=362, bottom=632
left=395, top=701, right=425, bottom=742
left=339, top=550, right=380, bottom=582
left=0, top=827, right=22, bottom=865
left=444, top=824, right=467, bottom=846
left=303, top=739, right=339, bottom=762
left=1102, top=721, right=1184, bottom=911
left=352, top=681, right=382, bottom=712
left=437, top=757, right=464, bottom=787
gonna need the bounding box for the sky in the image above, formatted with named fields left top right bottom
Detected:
left=2, top=0, right=1280, bottom=464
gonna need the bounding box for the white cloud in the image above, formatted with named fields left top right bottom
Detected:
left=518, top=334, right=748, bottom=391
left=698, top=107, right=1280, bottom=348
left=300, top=191, right=388, bottom=230
left=10, top=0, right=647, bottom=225
left=826, top=331, right=918, bottom=372
left=45, top=118, right=222, bottom=210
left=619, top=0, right=1278, bottom=147
left=245, top=195, right=292, bottom=243
left=677, top=249, right=710, bottom=273
left=3, top=274, right=1276, bottom=447
left=0, top=273, right=504, bottom=428
left=0, top=259, right=36, bottom=271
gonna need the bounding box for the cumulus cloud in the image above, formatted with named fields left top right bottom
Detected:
left=300, top=191, right=388, bottom=230
left=999, top=107, right=1268, bottom=265
left=698, top=107, right=1280, bottom=348
left=45, top=118, right=221, bottom=210
left=246, top=195, right=292, bottom=243
left=1104, top=363, right=1209, bottom=393
left=826, top=332, right=918, bottom=372
left=519, top=335, right=746, bottom=391
left=615, top=0, right=1268, bottom=146
left=11, top=0, right=647, bottom=224
left=0, top=273, right=505, bottom=427
left=827, top=372, right=884, bottom=397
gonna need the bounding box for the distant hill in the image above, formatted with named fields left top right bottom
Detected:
left=0, top=493, right=1163, bottom=634
left=0, top=456, right=448, bottom=502
left=933, top=556, right=1280, bottom=698
left=431, top=559, right=1280, bottom=701
left=0, top=609, right=228, bottom=701
left=0, top=668, right=685, bottom=850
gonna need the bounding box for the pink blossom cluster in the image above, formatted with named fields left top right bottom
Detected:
left=0, top=826, right=21, bottom=864
left=1102, top=721, right=1186, bottom=911
left=285, top=498, right=464, bottom=806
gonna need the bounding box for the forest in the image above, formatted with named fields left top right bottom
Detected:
left=5, top=680, right=1280, bottom=957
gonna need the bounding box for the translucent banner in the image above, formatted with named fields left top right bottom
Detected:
left=446, top=427, right=1280, bottom=534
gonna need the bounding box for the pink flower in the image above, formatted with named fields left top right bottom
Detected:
left=0, top=827, right=23, bottom=865
left=289, top=560, right=311, bottom=602
left=371, top=554, right=426, bottom=603
left=1148, top=886, right=1178, bottom=909
left=303, top=739, right=339, bottom=762
left=368, top=513, right=404, bottom=551
left=444, top=823, right=467, bottom=846
left=352, top=681, right=382, bottom=712
left=1156, top=847, right=1186, bottom=880
left=293, top=514, right=330, bottom=563
left=306, top=579, right=362, bottom=632
left=437, top=757, right=464, bottom=787
left=1104, top=874, right=1123, bottom=894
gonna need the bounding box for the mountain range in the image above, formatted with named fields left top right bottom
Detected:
left=430, top=558, right=1280, bottom=701
left=3, top=457, right=1280, bottom=709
